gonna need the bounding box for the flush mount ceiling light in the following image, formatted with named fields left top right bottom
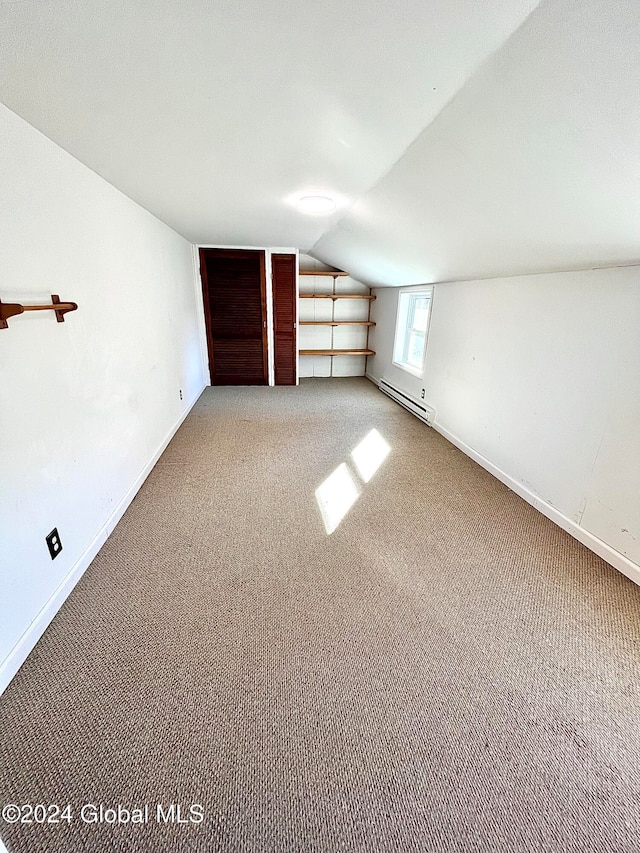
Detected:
left=296, top=195, right=336, bottom=215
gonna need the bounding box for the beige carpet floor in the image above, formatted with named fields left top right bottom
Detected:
left=2, top=377, right=640, bottom=852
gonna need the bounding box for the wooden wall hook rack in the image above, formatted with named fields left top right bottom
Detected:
left=0, top=294, right=78, bottom=330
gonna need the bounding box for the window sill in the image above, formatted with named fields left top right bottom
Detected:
left=392, top=360, right=424, bottom=378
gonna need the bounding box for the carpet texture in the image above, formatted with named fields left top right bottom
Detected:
left=1, top=377, right=640, bottom=852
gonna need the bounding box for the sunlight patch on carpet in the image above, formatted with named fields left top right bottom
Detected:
left=351, top=428, right=391, bottom=484
left=315, top=463, right=360, bottom=534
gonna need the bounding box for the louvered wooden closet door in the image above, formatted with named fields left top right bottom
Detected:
left=271, top=253, right=297, bottom=385
left=200, top=249, right=268, bottom=385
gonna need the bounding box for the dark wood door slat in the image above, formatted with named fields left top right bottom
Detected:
left=199, top=248, right=268, bottom=386
left=271, top=253, right=297, bottom=386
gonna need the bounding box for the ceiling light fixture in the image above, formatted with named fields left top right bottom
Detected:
left=297, top=195, right=336, bottom=215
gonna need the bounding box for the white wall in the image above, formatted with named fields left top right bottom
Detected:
left=367, top=267, right=640, bottom=576
left=0, top=104, right=207, bottom=690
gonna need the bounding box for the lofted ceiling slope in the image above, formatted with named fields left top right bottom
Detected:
left=312, top=0, right=640, bottom=285
left=1, top=0, right=638, bottom=286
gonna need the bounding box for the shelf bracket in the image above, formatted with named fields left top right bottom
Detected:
left=0, top=294, right=78, bottom=330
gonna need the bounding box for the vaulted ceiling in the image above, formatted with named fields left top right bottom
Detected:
left=1, top=0, right=638, bottom=286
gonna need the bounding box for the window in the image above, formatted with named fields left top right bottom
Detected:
left=392, top=288, right=433, bottom=376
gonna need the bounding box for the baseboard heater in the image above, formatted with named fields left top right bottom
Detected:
left=378, top=379, right=435, bottom=426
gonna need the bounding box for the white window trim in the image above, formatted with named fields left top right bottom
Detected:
left=392, top=285, right=434, bottom=378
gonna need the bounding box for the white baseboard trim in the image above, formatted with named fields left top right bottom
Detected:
left=433, top=421, right=640, bottom=587
left=0, top=384, right=206, bottom=696
left=0, top=837, right=9, bottom=853
left=357, top=373, right=637, bottom=585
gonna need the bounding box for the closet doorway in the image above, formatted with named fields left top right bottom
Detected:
left=199, top=248, right=268, bottom=385
left=271, top=253, right=297, bottom=385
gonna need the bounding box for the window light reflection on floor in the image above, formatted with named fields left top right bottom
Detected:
left=315, top=463, right=360, bottom=535
left=315, top=429, right=392, bottom=535
left=351, top=428, right=391, bottom=483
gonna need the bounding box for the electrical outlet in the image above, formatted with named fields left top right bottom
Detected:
left=46, top=528, right=63, bottom=560
left=179, top=389, right=183, bottom=400
left=421, top=388, right=425, bottom=399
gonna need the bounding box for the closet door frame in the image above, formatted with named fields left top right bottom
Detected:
left=199, top=247, right=269, bottom=385
left=270, top=252, right=298, bottom=386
